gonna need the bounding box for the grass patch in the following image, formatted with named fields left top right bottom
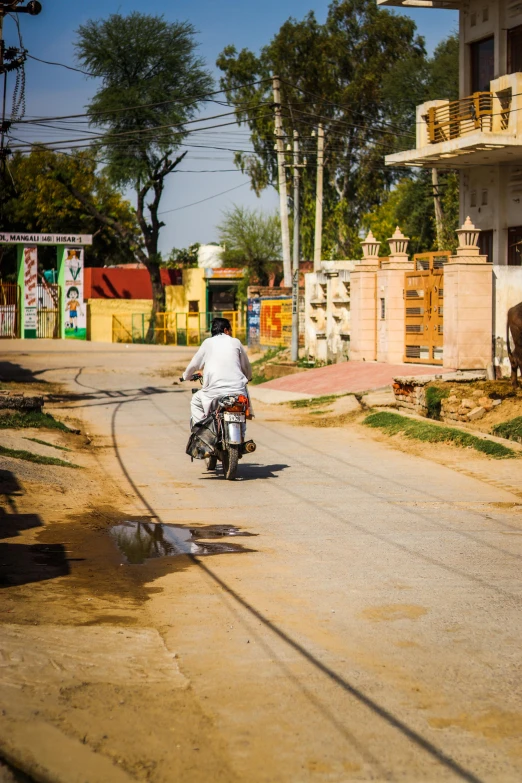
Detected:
left=492, top=416, right=522, bottom=444
left=425, top=385, right=450, bottom=420
left=364, top=411, right=516, bottom=459
left=0, top=444, right=79, bottom=468
left=290, top=394, right=340, bottom=409
left=0, top=411, right=72, bottom=432
left=250, top=346, right=285, bottom=368
left=24, top=437, right=73, bottom=452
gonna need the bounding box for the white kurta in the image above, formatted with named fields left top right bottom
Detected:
left=183, top=334, right=253, bottom=420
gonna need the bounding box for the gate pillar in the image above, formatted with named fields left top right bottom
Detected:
left=351, top=231, right=379, bottom=361
left=444, top=217, right=492, bottom=370
left=376, top=228, right=413, bottom=364
left=16, top=245, right=38, bottom=339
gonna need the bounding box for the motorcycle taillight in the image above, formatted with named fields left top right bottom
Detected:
left=238, top=394, right=248, bottom=404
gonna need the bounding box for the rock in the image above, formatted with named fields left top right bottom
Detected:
left=478, top=396, right=490, bottom=407
left=468, top=406, right=486, bottom=421
left=447, top=395, right=458, bottom=404
left=492, top=399, right=502, bottom=407
left=461, top=398, right=474, bottom=410
left=472, top=390, right=483, bottom=398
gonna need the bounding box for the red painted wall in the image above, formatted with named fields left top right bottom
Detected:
left=84, top=268, right=182, bottom=299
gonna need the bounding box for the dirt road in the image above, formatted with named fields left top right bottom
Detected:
left=1, top=341, right=522, bottom=783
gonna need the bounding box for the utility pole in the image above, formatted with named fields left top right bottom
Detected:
left=291, top=129, right=300, bottom=363
left=432, top=168, right=444, bottom=249
left=313, top=123, right=324, bottom=272
left=272, top=75, right=291, bottom=287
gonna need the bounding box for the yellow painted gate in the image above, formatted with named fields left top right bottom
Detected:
left=404, top=251, right=450, bottom=365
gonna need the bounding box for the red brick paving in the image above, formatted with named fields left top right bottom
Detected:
left=260, top=362, right=452, bottom=396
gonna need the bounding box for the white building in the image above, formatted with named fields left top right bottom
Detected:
left=381, top=0, right=522, bottom=267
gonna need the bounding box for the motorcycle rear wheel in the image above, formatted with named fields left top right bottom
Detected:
left=206, top=455, right=218, bottom=471
left=222, top=444, right=239, bottom=480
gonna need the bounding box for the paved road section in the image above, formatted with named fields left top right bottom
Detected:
left=2, top=342, right=521, bottom=783
left=259, top=360, right=453, bottom=395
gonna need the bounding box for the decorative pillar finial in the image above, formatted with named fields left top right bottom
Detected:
left=388, top=226, right=410, bottom=257
left=360, top=230, right=380, bottom=262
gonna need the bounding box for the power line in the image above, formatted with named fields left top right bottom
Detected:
left=157, top=181, right=250, bottom=214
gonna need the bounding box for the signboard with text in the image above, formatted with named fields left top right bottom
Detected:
left=0, top=232, right=92, bottom=245
left=23, top=247, right=38, bottom=338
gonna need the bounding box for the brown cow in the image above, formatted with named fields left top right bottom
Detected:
left=507, top=301, right=522, bottom=389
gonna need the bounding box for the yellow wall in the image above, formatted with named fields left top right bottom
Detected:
left=87, top=299, right=152, bottom=343
left=165, top=268, right=206, bottom=313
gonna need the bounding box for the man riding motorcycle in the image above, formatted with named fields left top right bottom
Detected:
left=182, top=316, right=253, bottom=426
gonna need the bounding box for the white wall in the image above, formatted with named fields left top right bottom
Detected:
left=493, top=265, right=522, bottom=373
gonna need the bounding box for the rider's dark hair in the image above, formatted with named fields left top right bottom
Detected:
left=211, top=317, right=231, bottom=336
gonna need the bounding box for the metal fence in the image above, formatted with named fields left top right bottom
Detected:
left=37, top=283, right=61, bottom=339
left=112, top=311, right=245, bottom=346
left=0, top=283, right=20, bottom=338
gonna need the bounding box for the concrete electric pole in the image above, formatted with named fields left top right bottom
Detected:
left=291, top=129, right=300, bottom=363
left=272, top=75, right=292, bottom=287
left=313, top=123, right=324, bottom=272
left=432, top=167, right=444, bottom=249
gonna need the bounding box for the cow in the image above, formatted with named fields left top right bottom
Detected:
left=507, top=302, right=522, bottom=389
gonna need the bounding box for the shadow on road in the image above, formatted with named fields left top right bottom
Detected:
left=200, top=462, right=290, bottom=482
left=0, top=469, right=71, bottom=589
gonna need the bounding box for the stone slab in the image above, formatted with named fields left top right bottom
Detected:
left=0, top=625, right=187, bottom=688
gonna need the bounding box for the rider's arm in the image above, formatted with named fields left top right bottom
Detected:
left=182, top=344, right=206, bottom=380
left=239, top=344, right=253, bottom=382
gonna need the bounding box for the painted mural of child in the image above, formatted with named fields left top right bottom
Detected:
left=66, top=286, right=83, bottom=331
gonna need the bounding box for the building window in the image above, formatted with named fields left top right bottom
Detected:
left=188, top=300, right=199, bottom=312
left=508, top=226, right=522, bottom=266
left=479, top=229, right=493, bottom=262
left=470, top=36, right=494, bottom=93
left=380, top=298, right=386, bottom=320
left=483, top=7, right=489, bottom=22
left=482, top=189, right=488, bottom=205
left=508, top=25, right=522, bottom=74
left=470, top=12, right=477, bottom=27
left=470, top=190, right=477, bottom=207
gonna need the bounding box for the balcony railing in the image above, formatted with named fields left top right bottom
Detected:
left=424, top=92, right=504, bottom=143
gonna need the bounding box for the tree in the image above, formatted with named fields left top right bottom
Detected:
left=217, top=205, right=282, bottom=292
left=0, top=147, right=139, bottom=280
left=217, top=0, right=425, bottom=259
left=376, top=33, right=460, bottom=252
left=71, top=12, right=213, bottom=313
left=362, top=170, right=459, bottom=255
left=162, top=243, right=200, bottom=269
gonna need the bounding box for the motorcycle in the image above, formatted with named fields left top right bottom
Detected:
left=180, top=373, right=256, bottom=481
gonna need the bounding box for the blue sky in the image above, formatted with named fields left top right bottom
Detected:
left=7, top=0, right=457, bottom=254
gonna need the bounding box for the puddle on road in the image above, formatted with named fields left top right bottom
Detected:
left=109, top=520, right=255, bottom=564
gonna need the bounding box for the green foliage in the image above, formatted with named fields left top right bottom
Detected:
left=76, top=13, right=213, bottom=190
left=162, top=243, right=200, bottom=269
left=289, top=394, right=341, bottom=409
left=492, top=417, right=522, bottom=444
left=75, top=12, right=213, bottom=312
left=425, top=385, right=450, bottom=420
left=364, top=411, right=516, bottom=458
left=0, top=148, right=139, bottom=279
left=218, top=205, right=282, bottom=295
left=362, top=171, right=459, bottom=255
left=217, top=0, right=425, bottom=259
left=0, top=411, right=73, bottom=431
left=0, top=444, right=79, bottom=467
